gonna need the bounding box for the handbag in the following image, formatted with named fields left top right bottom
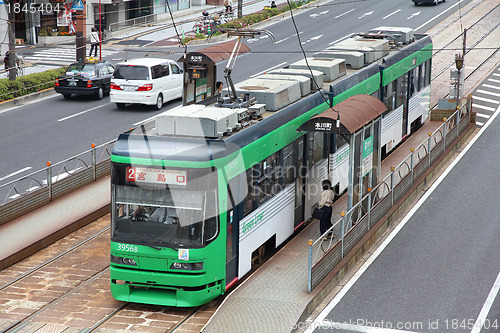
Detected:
left=312, top=207, right=323, bottom=220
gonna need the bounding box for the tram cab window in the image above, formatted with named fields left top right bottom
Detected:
left=111, top=166, right=219, bottom=248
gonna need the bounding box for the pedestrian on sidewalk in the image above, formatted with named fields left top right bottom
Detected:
left=318, top=180, right=334, bottom=239
left=89, top=27, right=100, bottom=58
left=224, top=0, right=232, bottom=13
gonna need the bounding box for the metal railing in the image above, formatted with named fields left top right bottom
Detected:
left=109, top=13, right=157, bottom=32
left=0, top=140, right=115, bottom=226
left=307, top=97, right=473, bottom=292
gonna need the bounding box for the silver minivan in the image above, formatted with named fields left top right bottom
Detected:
left=110, top=58, right=183, bottom=110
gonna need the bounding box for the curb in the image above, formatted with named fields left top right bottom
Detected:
left=0, top=88, right=57, bottom=111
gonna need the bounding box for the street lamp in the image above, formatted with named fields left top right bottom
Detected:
left=455, top=53, right=463, bottom=109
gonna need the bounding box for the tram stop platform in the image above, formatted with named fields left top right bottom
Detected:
left=202, top=118, right=475, bottom=333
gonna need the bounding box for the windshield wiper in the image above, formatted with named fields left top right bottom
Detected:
left=152, top=240, right=178, bottom=251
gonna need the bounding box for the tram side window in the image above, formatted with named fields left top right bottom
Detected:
left=282, top=143, right=294, bottom=187
left=418, top=64, right=424, bottom=91
left=336, top=134, right=348, bottom=150
left=256, top=152, right=281, bottom=205
left=384, top=82, right=395, bottom=111
left=243, top=168, right=256, bottom=217
left=395, top=76, right=405, bottom=109
left=424, top=59, right=431, bottom=87
left=307, top=132, right=325, bottom=168
left=409, top=69, right=416, bottom=97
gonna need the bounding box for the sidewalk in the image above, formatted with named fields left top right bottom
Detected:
left=0, top=0, right=282, bottom=80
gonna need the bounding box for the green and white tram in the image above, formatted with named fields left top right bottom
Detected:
left=110, top=28, right=432, bottom=307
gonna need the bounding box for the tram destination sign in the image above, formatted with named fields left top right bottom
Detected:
left=126, top=167, right=187, bottom=186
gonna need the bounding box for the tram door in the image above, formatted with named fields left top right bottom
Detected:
left=225, top=177, right=242, bottom=286
left=293, top=137, right=306, bottom=227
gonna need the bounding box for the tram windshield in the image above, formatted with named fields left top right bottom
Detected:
left=111, top=166, right=218, bottom=249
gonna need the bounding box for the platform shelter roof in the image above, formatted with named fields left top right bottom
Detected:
left=178, top=40, right=251, bottom=64
left=297, top=94, right=387, bottom=135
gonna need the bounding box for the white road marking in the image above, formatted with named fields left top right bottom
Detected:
left=470, top=272, right=500, bottom=333
left=477, top=89, right=500, bottom=98
left=475, top=112, right=490, bottom=119
left=416, top=0, right=470, bottom=32
left=275, top=32, right=303, bottom=44
left=334, top=8, right=354, bottom=19
left=472, top=95, right=500, bottom=104
left=483, top=81, right=500, bottom=90
left=328, top=34, right=354, bottom=46
left=383, top=9, right=401, bottom=20
left=305, top=103, right=500, bottom=333
left=8, top=167, right=82, bottom=199
left=407, top=11, right=421, bottom=20
left=473, top=104, right=496, bottom=112
left=319, top=320, right=420, bottom=332
left=310, top=34, right=323, bottom=40
left=485, top=80, right=500, bottom=86
left=250, top=61, right=287, bottom=78
left=0, top=167, right=32, bottom=182
left=57, top=102, right=111, bottom=121
left=358, top=11, right=373, bottom=19
left=0, top=94, right=59, bottom=115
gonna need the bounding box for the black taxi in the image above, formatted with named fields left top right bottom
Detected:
left=55, top=59, right=115, bottom=100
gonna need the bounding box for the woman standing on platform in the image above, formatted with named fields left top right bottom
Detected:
left=318, top=180, right=334, bottom=239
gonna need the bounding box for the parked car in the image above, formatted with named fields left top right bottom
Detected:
left=412, top=0, right=445, bottom=5
left=110, top=58, right=183, bottom=110
left=54, top=60, right=115, bottom=100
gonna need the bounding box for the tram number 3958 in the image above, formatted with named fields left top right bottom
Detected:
left=117, top=243, right=139, bottom=252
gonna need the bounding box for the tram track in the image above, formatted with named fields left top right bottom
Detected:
left=0, top=214, right=218, bottom=332
left=429, top=1, right=500, bottom=108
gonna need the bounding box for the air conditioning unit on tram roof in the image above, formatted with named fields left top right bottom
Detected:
left=155, top=105, right=242, bottom=138
left=368, top=27, right=415, bottom=45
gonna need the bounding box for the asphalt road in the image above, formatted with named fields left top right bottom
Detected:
left=306, top=102, right=500, bottom=332
left=0, top=0, right=472, bottom=189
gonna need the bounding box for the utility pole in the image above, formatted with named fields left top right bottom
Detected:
left=75, top=0, right=87, bottom=61
left=237, top=0, right=242, bottom=18
left=5, top=0, right=17, bottom=81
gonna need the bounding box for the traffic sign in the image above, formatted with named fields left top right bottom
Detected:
left=71, top=0, right=84, bottom=11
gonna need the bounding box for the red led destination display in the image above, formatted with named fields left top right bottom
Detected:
left=126, top=167, right=187, bottom=186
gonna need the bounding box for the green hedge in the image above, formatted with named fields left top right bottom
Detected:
left=184, top=0, right=311, bottom=42
left=0, top=67, right=66, bottom=102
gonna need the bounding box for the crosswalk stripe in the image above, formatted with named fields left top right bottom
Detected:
left=473, top=104, right=496, bottom=112
left=475, top=112, right=490, bottom=119
left=476, top=89, right=500, bottom=98
left=472, top=95, right=500, bottom=104
left=483, top=83, right=500, bottom=90
left=24, top=48, right=119, bottom=64
left=487, top=78, right=500, bottom=85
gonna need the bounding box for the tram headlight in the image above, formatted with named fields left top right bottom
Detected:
left=111, top=255, right=137, bottom=266
left=170, top=261, right=204, bottom=271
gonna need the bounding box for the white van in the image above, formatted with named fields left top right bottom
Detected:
left=110, top=58, right=183, bottom=110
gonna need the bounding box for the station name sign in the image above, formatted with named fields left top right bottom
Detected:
left=126, top=167, right=187, bottom=186
left=314, top=121, right=333, bottom=131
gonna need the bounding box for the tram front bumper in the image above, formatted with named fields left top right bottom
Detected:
left=110, top=266, right=223, bottom=307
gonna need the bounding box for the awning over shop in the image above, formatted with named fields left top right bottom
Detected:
left=297, top=94, right=388, bottom=135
